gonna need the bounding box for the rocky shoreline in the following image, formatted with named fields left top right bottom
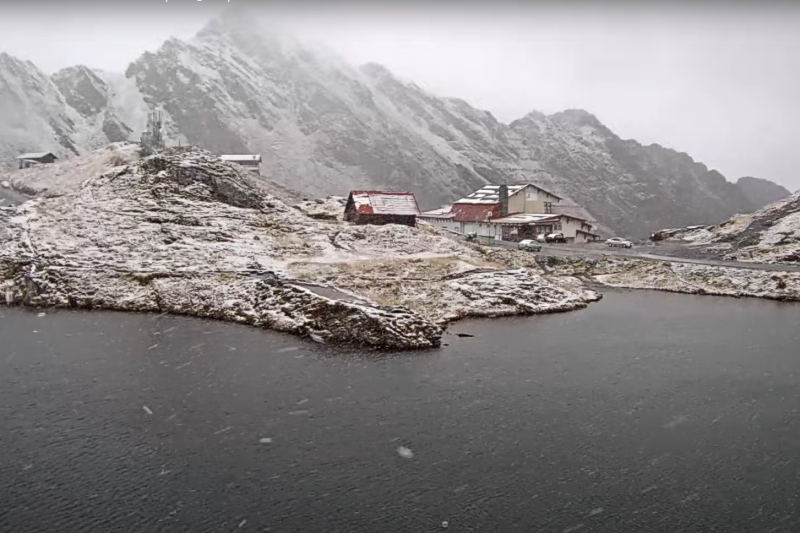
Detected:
left=0, top=147, right=601, bottom=349
left=538, top=255, right=800, bottom=302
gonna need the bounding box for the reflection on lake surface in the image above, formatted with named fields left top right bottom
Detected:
left=2, top=289, right=800, bottom=532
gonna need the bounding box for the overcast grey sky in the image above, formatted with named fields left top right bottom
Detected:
left=1, top=1, right=798, bottom=190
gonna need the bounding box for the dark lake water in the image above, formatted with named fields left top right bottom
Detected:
left=2, top=290, right=800, bottom=532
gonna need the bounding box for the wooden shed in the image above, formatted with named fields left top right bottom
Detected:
left=343, top=190, right=421, bottom=227
left=15, top=152, right=58, bottom=169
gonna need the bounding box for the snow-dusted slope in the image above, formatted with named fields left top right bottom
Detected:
left=51, top=65, right=138, bottom=148
left=0, top=8, right=791, bottom=237
left=0, top=54, right=145, bottom=171
left=0, top=52, right=83, bottom=161
left=712, top=191, right=800, bottom=263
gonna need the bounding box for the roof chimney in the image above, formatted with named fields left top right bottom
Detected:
left=498, top=184, right=509, bottom=217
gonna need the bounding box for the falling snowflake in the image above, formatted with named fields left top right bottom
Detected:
left=397, top=446, right=413, bottom=459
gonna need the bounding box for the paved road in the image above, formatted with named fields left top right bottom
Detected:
left=489, top=239, right=800, bottom=273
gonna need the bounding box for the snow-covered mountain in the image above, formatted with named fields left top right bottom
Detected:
left=0, top=8, right=791, bottom=237
left=0, top=52, right=83, bottom=159
left=0, top=53, right=149, bottom=170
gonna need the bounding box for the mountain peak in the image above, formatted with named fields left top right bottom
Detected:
left=52, top=64, right=109, bottom=117
left=550, top=108, right=602, bottom=127
left=360, top=62, right=393, bottom=78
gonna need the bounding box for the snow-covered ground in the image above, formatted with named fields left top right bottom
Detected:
left=1, top=147, right=601, bottom=348
left=2, top=142, right=140, bottom=196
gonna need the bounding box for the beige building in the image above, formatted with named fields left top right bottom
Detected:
left=505, top=184, right=563, bottom=215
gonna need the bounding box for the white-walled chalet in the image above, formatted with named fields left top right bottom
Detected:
left=419, top=183, right=600, bottom=243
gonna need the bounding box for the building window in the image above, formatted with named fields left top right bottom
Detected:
left=544, top=202, right=553, bottom=214
left=555, top=222, right=562, bottom=230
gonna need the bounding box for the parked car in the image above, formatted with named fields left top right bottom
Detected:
left=605, top=237, right=633, bottom=248
left=536, top=234, right=547, bottom=243
left=518, top=239, right=542, bottom=252
left=545, top=233, right=567, bottom=244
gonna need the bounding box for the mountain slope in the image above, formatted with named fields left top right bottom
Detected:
left=123, top=15, right=496, bottom=207
left=735, top=176, right=791, bottom=211
left=710, top=191, right=800, bottom=264
left=0, top=52, right=82, bottom=160
left=508, top=109, right=791, bottom=235
left=0, top=10, right=791, bottom=238
left=0, top=53, right=147, bottom=171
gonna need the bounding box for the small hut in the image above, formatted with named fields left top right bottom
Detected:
left=343, top=190, right=421, bottom=227
left=15, top=152, right=58, bottom=169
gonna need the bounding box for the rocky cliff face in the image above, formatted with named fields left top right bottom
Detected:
left=0, top=9, right=790, bottom=237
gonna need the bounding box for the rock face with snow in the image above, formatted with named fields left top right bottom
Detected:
left=712, top=192, right=800, bottom=264
left=51, top=65, right=133, bottom=144
left=0, top=9, right=790, bottom=237
left=0, top=147, right=601, bottom=348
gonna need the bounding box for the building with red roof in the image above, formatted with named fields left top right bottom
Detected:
left=343, top=190, right=421, bottom=227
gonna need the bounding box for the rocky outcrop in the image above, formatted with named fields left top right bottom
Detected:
left=289, top=255, right=601, bottom=325
left=0, top=147, right=600, bottom=349
left=0, top=259, right=442, bottom=349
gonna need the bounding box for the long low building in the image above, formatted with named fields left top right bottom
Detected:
left=418, top=183, right=601, bottom=243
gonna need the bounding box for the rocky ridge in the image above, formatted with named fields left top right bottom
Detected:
left=0, top=147, right=601, bottom=349
left=0, top=9, right=790, bottom=237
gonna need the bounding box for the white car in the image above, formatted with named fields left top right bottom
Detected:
left=518, top=239, right=542, bottom=252
left=606, top=237, right=633, bottom=248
